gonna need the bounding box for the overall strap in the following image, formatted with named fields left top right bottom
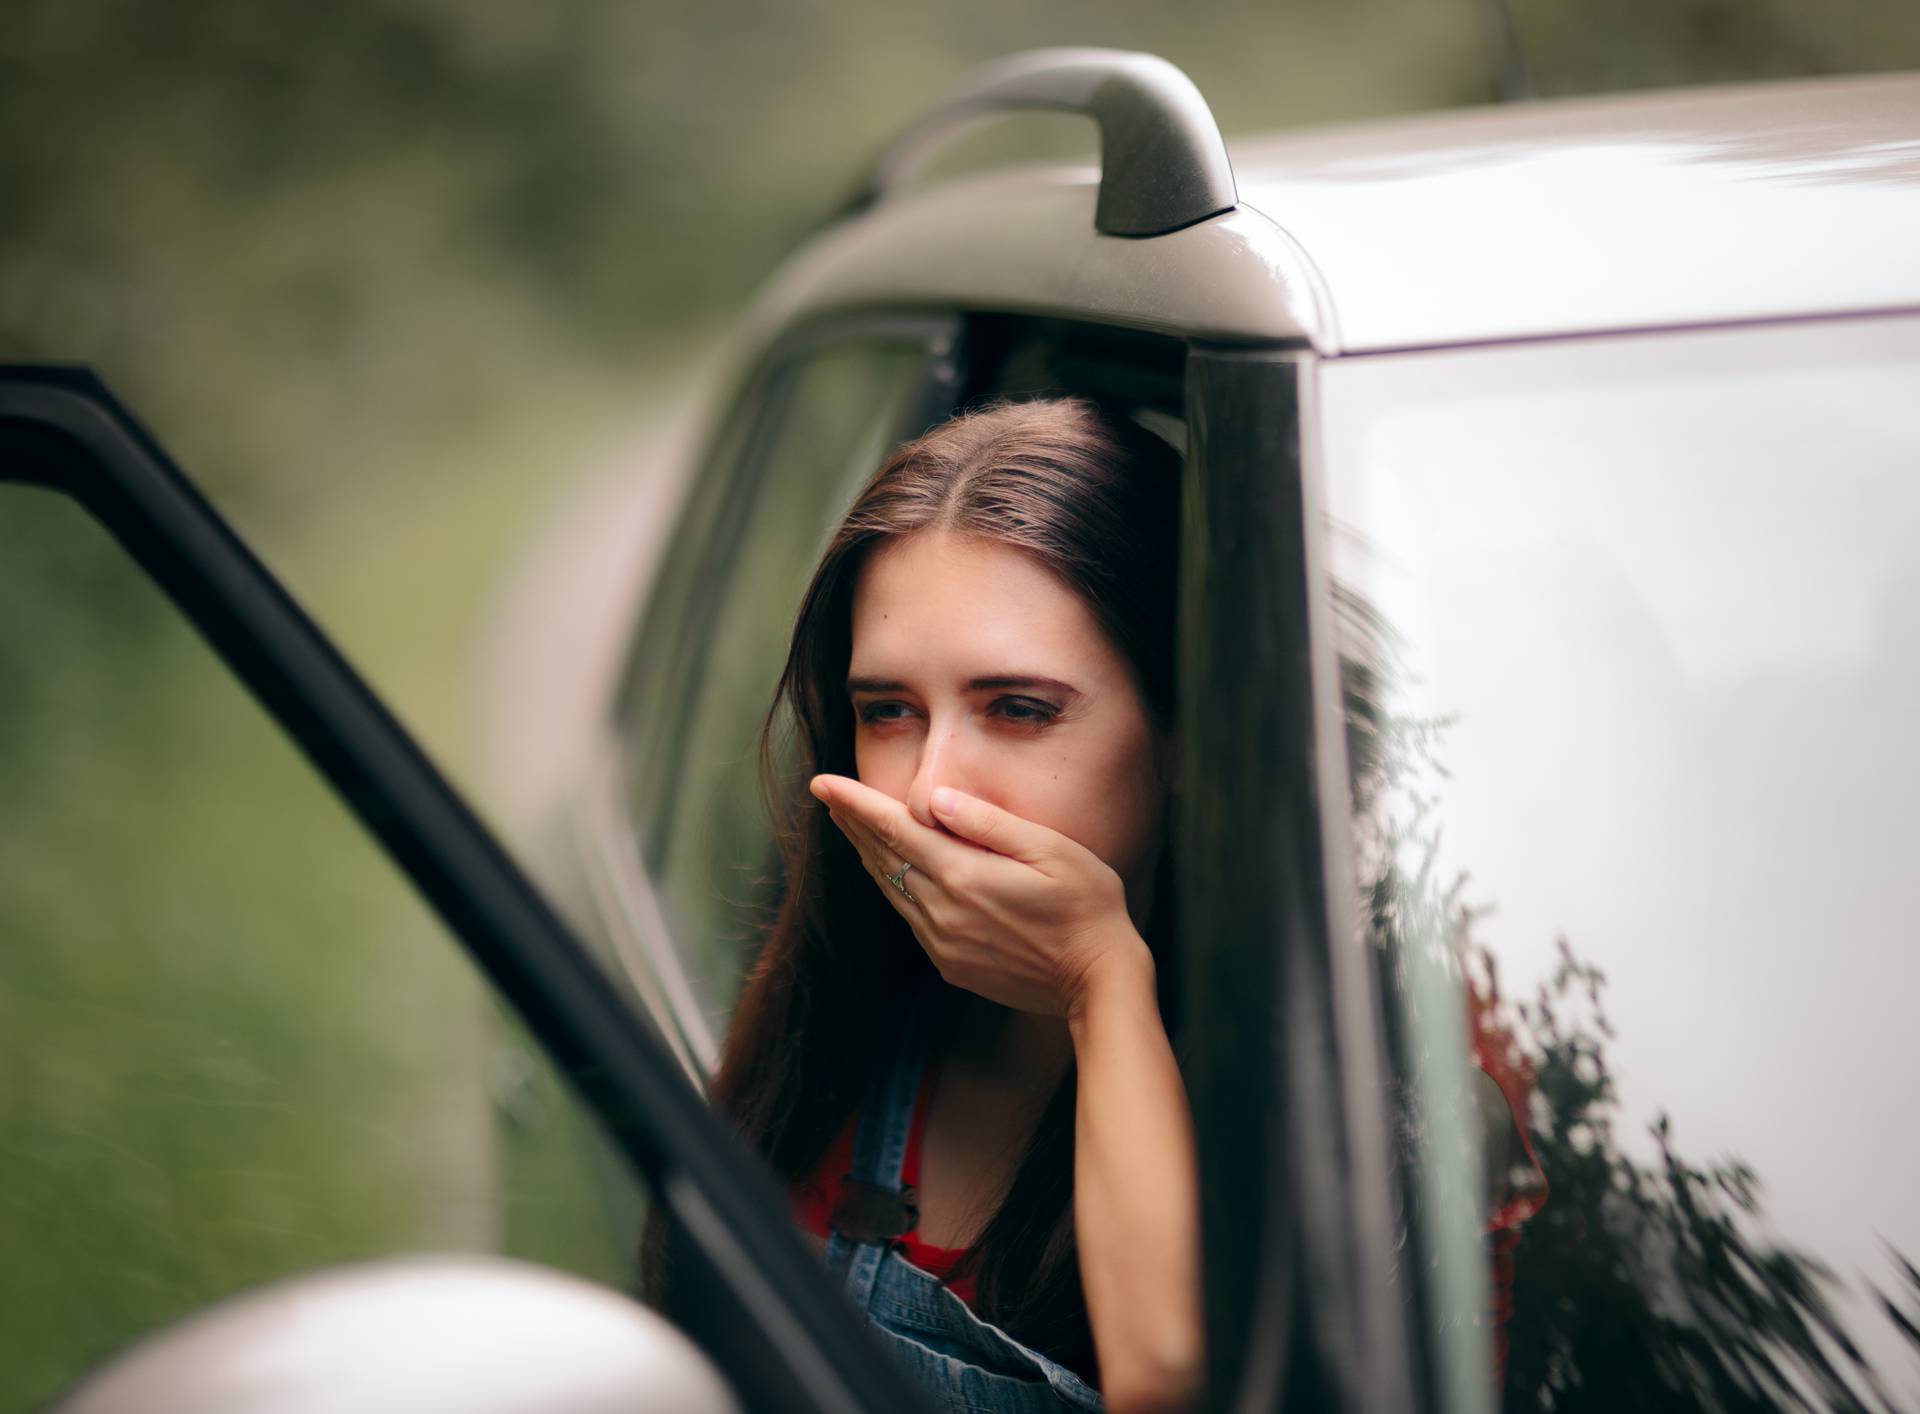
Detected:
left=825, top=981, right=939, bottom=1310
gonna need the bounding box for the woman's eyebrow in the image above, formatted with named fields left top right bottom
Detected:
left=967, top=675, right=1081, bottom=697
left=845, top=673, right=1081, bottom=697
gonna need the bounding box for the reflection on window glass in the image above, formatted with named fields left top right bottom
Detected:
left=1325, top=316, right=1920, bottom=1409
left=0, top=490, right=640, bottom=1408
left=640, top=341, right=932, bottom=1038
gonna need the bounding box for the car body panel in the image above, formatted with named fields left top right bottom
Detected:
left=738, top=166, right=1330, bottom=350
left=733, top=72, right=1918, bottom=362
left=1235, top=70, right=1920, bottom=352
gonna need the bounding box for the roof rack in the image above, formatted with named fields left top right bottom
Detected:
left=844, top=47, right=1239, bottom=239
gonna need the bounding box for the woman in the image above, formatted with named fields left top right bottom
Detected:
left=641, top=395, right=1202, bottom=1414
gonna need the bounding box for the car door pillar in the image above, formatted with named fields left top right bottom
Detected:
left=1181, top=345, right=1423, bottom=1414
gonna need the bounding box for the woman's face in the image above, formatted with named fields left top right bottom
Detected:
left=847, top=530, right=1171, bottom=914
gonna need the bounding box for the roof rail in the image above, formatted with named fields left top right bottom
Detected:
left=843, top=47, right=1238, bottom=239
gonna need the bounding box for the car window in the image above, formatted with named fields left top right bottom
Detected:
left=623, top=336, right=941, bottom=1045
left=0, top=489, right=643, bottom=1409
left=1321, top=315, right=1920, bottom=1408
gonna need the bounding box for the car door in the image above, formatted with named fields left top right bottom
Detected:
left=0, top=367, right=930, bottom=1414
left=1317, top=314, right=1920, bottom=1411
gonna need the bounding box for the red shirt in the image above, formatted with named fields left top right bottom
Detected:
left=789, top=1053, right=980, bottom=1306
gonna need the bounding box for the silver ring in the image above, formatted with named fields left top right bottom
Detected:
left=886, top=859, right=918, bottom=903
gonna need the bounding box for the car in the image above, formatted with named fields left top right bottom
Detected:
left=7, top=44, right=1919, bottom=1414
left=528, top=46, right=1920, bottom=1411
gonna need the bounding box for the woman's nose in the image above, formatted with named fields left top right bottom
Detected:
left=906, top=720, right=967, bottom=830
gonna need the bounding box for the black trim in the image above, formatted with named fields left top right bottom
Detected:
left=0, top=366, right=930, bottom=1414
left=1181, top=346, right=1421, bottom=1412
left=965, top=314, right=1187, bottom=411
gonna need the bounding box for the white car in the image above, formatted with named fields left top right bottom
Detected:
left=539, top=48, right=1920, bottom=1412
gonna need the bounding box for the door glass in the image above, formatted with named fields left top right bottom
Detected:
left=1322, top=316, right=1920, bottom=1409
left=0, top=488, right=642, bottom=1409
left=625, top=339, right=935, bottom=1045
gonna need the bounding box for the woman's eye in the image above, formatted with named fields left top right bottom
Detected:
left=993, top=697, right=1058, bottom=725
left=857, top=701, right=912, bottom=725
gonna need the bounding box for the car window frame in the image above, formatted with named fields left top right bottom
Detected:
left=1181, top=342, right=1427, bottom=1411
left=583, top=313, right=964, bottom=1082
left=614, top=312, right=964, bottom=858
left=592, top=312, right=1429, bottom=1411
left=603, top=311, right=1199, bottom=1066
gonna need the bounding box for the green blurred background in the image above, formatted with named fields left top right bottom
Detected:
left=3, top=1, right=1917, bottom=1406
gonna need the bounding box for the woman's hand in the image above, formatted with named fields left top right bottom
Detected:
left=812, top=771, right=1205, bottom=1410
left=808, top=773, right=1151, bottom=1018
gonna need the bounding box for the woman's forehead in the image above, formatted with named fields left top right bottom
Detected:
left=848, top=532, right=1117, bottom=680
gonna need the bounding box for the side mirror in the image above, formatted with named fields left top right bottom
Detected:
left=50, top=1256, right=741, bottom=1414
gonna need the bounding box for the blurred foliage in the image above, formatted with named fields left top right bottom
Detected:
left=5, top=0, right=1917, bottom=526
left=0, top=491, right=481, bottom=1406
left=1509, top=0, right=1920, bottom=96
left=0, top=484, right=635, bottom=1410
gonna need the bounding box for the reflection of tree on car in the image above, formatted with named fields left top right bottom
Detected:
left=1337, top=580, right=1920, bottom=1410
left=1339, top=581, right=1547, bottom=1395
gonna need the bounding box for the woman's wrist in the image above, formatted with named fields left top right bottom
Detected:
left=1064, top=927, right=1158, bottom=1036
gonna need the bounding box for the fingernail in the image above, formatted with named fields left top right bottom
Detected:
left=932, top=787, right=960, bottom=815
left=809, top=778, right=829, bottom=803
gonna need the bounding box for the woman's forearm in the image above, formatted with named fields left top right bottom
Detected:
left=1067, top=937, right=1204, bottom=1413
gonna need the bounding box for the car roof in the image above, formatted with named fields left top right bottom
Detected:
left=751, top=70, right=1920, bottom=357
left=1234, top=70, right=1920, bottom=352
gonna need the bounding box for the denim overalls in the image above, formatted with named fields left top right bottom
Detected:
left=823, top=988, right=1106, bottom=1414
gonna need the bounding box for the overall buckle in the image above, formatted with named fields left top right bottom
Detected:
left=829, top=1177, right=920, bottom=1245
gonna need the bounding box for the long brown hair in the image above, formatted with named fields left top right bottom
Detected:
left=640, top=394, right=1183, bottom=1374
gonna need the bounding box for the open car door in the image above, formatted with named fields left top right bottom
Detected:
left=0, top=365, right=930, bottom=1414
